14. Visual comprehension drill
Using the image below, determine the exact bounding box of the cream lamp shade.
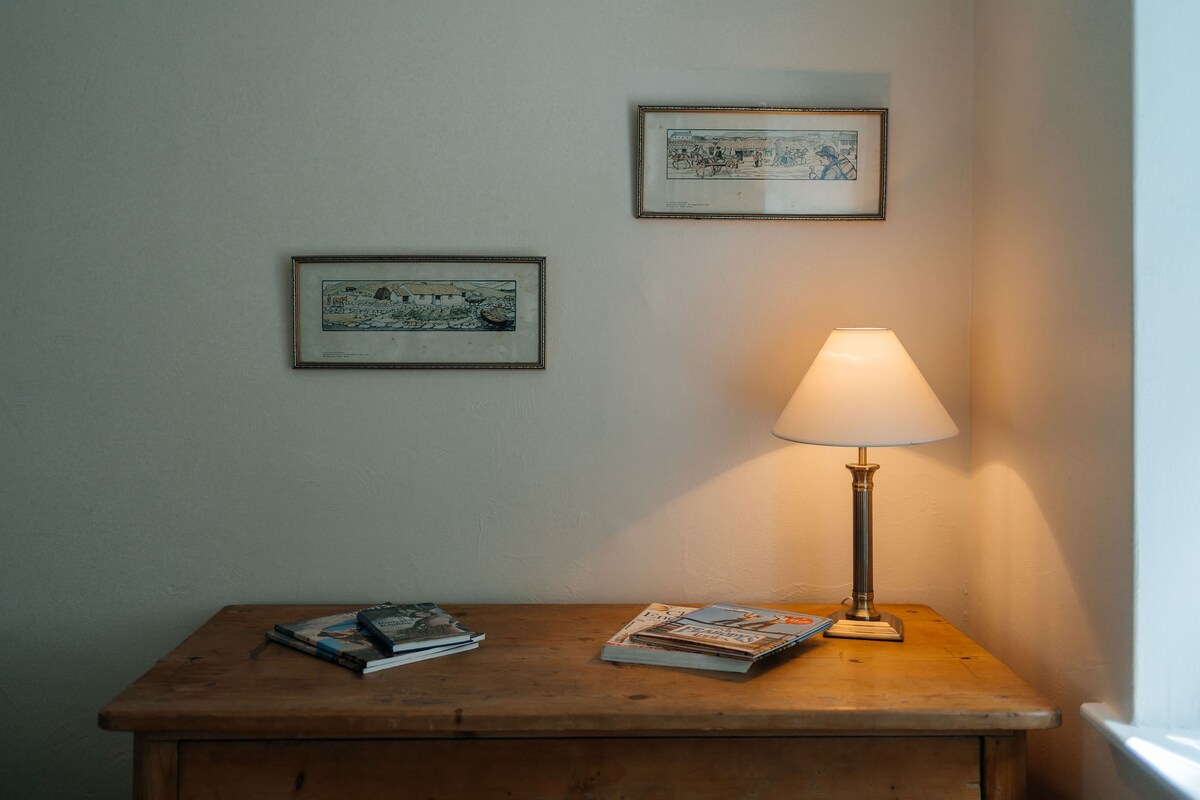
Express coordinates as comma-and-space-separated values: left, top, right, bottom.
772, 328, 958, 447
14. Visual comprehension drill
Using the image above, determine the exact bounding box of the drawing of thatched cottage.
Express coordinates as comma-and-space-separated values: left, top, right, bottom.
393, 283, 465, 306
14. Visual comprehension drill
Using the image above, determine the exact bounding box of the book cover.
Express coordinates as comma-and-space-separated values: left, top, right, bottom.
272, 609, 482, 673
631, 603, 832, 661
601, 603, 752, 673
356, 602, 478, 653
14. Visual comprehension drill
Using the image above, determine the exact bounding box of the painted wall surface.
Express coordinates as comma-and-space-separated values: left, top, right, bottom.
0, 2, 971, 796
970, 2, 1172, 798
1134, 0, 1200, 732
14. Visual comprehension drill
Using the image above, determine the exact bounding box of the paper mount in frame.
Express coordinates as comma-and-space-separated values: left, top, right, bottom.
292, 255, 545, 369
636, 106, 887, 221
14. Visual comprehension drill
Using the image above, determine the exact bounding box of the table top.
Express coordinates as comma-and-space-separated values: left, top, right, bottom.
98, 603, 1060, 739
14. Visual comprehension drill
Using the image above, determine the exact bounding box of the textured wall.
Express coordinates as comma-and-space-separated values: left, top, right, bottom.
0, 2, 971, 796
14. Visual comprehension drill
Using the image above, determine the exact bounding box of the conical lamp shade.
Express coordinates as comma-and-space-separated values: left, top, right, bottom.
772, 328, 958, 447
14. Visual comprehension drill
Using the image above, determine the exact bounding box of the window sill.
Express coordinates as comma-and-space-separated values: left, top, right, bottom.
1082, 702, 1200, 800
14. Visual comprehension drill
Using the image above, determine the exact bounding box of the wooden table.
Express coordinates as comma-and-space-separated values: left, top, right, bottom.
99, 604, 1059, 799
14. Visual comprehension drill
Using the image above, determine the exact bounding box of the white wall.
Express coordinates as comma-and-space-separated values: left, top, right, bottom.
0, 2, 972, 796
971, 2, 1173, 798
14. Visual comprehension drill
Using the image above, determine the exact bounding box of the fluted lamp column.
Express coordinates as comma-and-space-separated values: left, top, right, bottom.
772, 328, 958, 641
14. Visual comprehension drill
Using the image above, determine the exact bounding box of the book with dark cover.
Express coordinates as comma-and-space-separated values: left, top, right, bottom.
631, 603, 832, 661
600, 603, 752, 673
356, 602, 478, 653
271, 609, 481, 674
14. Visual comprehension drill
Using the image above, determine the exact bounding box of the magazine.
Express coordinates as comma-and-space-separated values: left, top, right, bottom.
630, 603, 832, 661
601, 603, 752, 673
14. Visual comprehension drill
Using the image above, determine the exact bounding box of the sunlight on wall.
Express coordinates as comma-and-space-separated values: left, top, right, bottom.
1134, 0, 1200, 732
1083, 702, 1200, 799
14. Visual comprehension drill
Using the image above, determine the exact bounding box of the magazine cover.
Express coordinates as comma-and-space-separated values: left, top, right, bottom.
274, 610, 401, 669
601, 603, 752, 673
604, 603, 695, 649
356, 602, 478, 653
631, 603, 832, 660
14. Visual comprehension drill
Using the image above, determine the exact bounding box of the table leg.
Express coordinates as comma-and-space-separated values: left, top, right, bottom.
983, 733, 1027, 800
133, 736, 178, 800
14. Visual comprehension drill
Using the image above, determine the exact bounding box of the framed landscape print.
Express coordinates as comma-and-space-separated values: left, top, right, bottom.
636, 106, 887, 220
292, 256, 545, 369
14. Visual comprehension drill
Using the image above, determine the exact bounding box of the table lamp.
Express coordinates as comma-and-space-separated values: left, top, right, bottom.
772, 328, 958, 641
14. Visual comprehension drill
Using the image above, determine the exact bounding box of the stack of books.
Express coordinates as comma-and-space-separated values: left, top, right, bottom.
601, 602, 832, 673
267, 602, 483, 675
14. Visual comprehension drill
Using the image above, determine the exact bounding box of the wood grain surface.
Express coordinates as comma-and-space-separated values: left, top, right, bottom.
99, 603, 1059, 738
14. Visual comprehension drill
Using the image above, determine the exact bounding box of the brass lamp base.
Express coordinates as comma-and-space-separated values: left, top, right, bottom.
824, 609, 904, 642
821, 448, 905, 642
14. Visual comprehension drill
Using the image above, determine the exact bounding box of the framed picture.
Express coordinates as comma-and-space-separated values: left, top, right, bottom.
292, 256, 545, 369
636, 106, 887, 220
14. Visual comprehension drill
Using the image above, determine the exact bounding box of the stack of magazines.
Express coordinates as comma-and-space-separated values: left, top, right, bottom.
267, 602, 483, 675
601, 602, 832, 673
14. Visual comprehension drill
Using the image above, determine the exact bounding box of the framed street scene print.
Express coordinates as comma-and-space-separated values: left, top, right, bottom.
292, 255, 545, 369
636, 106, 887, 220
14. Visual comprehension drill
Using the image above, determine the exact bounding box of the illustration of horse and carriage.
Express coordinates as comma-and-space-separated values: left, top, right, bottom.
668, 144, 814, 177
669, 148, 741, 178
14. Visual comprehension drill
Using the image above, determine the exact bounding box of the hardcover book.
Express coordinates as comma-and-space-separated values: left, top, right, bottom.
356, 602, 479, 653
631, 603, 832, 661
601, 603, 752, 673
271, 610, 481, 674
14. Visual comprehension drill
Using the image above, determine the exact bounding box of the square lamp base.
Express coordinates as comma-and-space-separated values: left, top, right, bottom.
823, 609, 904, 642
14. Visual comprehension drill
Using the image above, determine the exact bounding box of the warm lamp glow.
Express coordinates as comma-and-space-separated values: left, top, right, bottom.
773, 327, 958, 642
773, 328, 958, 447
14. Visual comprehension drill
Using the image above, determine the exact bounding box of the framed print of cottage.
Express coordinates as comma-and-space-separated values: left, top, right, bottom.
636, 106, 887, 220
292, 256, 545, 369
